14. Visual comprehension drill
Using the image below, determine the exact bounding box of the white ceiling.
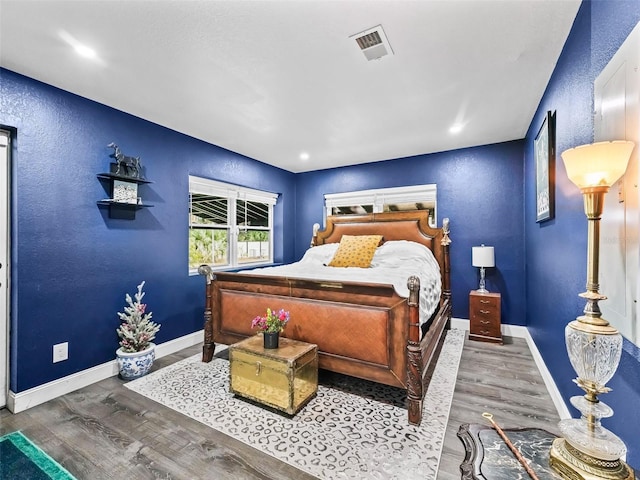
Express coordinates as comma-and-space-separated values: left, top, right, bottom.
0, 0, 581, 173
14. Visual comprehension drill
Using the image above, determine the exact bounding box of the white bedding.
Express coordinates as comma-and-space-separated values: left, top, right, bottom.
237, 240, 442, 327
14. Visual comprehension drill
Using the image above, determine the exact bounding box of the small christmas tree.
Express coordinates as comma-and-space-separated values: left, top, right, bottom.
116, 281, 161, 352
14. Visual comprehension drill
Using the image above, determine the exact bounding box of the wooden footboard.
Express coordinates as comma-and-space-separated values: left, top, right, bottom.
200, 270, 416, 388
199, 211, 452, 426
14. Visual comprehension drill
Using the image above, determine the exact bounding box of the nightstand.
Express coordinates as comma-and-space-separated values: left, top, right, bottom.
469, 290, 502, 344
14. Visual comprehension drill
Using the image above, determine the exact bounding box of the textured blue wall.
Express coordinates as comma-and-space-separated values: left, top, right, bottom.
1, 69, 296, 392
525, 0, 640, 468
3, 64, 527, 396
295, 141, 526, 325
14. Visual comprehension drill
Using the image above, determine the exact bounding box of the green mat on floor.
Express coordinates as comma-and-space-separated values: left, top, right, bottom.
0, 431, 76, 480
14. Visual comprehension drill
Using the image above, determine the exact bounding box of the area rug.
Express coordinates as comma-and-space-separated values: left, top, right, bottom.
0, 431, 76, 480
125, 328, 465, 479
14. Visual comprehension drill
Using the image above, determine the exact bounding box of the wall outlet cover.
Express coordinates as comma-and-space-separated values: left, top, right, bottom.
53, 342, 68, 363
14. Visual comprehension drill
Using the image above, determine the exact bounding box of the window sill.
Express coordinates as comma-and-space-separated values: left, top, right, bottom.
189, 262, 283, 276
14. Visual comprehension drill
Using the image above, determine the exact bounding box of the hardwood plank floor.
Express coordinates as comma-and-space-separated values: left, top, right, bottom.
1, 333, 561, 479
438, 335, 560, 480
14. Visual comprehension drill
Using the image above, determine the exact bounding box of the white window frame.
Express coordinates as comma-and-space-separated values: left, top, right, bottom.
189, 175, 278, 273
324, 184, 437, 227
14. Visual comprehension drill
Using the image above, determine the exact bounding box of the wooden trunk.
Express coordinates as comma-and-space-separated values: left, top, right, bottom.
229, 335, 318, 415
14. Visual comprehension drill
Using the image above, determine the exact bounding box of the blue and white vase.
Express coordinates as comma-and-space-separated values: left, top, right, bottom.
116, 343, 156, 380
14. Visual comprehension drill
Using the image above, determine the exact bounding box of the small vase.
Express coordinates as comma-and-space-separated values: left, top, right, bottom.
263, 332, 280, 349
116, 343, 156, 380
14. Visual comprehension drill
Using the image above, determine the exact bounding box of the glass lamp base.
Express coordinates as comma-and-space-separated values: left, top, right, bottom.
550, 437, 635, 480
558, 416, 627, 460
477, 266, 489, 293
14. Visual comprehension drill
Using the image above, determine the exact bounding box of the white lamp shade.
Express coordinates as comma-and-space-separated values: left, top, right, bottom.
472, 246, 495, 268
560, 140, 634, 188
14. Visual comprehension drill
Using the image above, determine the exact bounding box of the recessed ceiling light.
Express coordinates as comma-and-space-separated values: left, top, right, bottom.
299, 152, 310, 161
74, 44, 96, 59
59, 30, 98, 60
449, 123, 464, 134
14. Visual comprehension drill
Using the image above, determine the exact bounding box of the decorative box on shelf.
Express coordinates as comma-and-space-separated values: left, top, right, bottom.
96, 164, 153, 219
469, 290, 502, 344
229, 335, 318, 415
113, 180, 138, 204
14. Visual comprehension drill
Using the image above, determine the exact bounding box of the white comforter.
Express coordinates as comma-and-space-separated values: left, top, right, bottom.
237, 240, 442, 327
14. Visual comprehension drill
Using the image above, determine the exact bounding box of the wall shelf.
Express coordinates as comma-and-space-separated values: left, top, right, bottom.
97, 164, 153, 219
96, 200, 154, 208
96, 172, 152, 184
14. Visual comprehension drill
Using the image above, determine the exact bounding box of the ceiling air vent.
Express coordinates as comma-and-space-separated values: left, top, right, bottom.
351, 25, 394, 61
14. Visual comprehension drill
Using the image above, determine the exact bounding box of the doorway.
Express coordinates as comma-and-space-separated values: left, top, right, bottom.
0, 130, 9, 408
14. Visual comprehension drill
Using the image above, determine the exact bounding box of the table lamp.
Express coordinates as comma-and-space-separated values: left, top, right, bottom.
472, 245, 494, 293
550, 140, 635, 480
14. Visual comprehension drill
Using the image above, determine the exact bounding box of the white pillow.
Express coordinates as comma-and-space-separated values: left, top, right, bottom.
370, 240, 434, 268
299, 243, 340, 265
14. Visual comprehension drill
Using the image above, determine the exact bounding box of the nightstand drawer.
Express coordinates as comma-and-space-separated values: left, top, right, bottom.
470, 294, 500, 311
470, 315, 501, 338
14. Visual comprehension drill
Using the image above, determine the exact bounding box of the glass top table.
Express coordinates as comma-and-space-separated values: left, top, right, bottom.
457, 424, 638, 480
458, 423, 562, 480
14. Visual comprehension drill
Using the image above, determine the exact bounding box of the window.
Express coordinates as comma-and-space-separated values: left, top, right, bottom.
324, 184, 437, 227
189, 176, 278, 272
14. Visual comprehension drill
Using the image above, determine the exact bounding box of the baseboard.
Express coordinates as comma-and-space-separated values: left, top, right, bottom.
6, 330, 204, 414
450, 317, 469, 332
9, 322, 570, 422
450, 318, 570, 420
451, 318, 526, 339
519, 328, 571, 420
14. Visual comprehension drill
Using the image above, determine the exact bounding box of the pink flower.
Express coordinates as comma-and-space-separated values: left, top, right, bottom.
251, 315, 270, 331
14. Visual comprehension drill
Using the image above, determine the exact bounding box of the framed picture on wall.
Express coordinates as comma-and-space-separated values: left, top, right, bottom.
535, 110, 555, 222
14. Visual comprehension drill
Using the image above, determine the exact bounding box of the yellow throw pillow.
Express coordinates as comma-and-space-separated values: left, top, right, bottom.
327, 235, 383, 268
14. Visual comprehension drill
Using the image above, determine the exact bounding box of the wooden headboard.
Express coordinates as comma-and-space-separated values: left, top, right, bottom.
312, 211, 451, 291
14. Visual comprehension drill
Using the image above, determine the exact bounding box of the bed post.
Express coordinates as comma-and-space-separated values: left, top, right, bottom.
310, 222, 320, 247
406, 275, 423, 425
198, 265, 216, 362
441, 218, 452, 327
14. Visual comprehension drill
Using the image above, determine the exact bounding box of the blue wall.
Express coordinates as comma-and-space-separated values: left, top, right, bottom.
525, 0, 640, 468
2, 64, 528, 392
295, 141, 526, 324
0, 69, 297, 392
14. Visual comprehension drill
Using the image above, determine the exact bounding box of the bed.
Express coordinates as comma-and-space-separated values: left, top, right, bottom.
198, 210, 452, 425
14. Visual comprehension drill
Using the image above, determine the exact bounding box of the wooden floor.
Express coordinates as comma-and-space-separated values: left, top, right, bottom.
0, 333, 561, 479
438, 335, 560, 480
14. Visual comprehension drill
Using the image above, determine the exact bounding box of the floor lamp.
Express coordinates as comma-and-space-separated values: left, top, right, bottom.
550, 140, 636, 480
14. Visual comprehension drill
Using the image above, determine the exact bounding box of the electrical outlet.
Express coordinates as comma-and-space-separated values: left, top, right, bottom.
53, 342, 68, 363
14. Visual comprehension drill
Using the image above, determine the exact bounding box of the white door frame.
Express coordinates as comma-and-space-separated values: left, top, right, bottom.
0, 130, 10, 408
595, 22, 640, 347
